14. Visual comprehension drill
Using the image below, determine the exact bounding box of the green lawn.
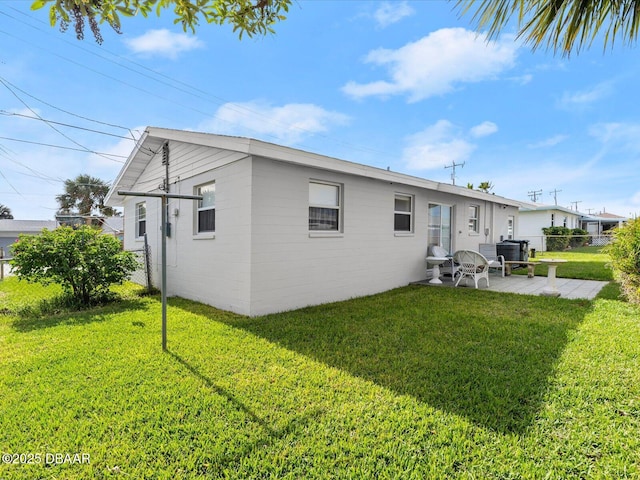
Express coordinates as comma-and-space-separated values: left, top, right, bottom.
1, 268, 639, 478
514, 246, 613, 281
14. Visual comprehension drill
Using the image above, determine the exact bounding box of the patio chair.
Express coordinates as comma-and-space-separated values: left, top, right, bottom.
428, 245, 459, 278
452, 250, 490, 289
478, 243, 505, 277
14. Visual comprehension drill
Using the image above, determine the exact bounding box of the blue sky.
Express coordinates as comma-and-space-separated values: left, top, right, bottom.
1, 0, 639, 220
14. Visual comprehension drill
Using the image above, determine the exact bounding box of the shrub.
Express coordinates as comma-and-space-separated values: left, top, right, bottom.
10, 226, 138, 306
570, 228, 589, 248
542, 226, 571, 251
604, 218, 640, 304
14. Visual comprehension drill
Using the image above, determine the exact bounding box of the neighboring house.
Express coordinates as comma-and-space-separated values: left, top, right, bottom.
518, 204, 583, 252
105, 127, 521, 316
0, 219, 58, 257
99, 216, 124, 241
580, 211, 627, 236
0, 219, 58, 253
519, 204, 628, 251
55, 214, 124, 238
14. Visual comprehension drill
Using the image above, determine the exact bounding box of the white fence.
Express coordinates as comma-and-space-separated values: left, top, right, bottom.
525, 234, 612, 253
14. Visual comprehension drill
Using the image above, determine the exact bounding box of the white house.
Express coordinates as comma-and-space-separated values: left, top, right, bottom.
105, 127, 522, 316
580, 211, 627, 236
0, 219, 58, 252
518, 204, 583, 252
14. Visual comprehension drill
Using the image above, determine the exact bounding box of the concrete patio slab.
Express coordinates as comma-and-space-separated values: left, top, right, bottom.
414, 274, 608, 300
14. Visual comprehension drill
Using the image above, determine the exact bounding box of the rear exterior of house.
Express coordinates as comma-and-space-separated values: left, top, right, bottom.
106, 128, 521, 316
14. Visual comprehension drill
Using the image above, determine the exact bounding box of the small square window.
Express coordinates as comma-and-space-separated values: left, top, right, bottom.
309, 181, 341, 231
394, 194, 413, 232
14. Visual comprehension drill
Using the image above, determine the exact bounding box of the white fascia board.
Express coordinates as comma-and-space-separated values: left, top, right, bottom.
105, 129, 151, 207
108, 127, 523, 209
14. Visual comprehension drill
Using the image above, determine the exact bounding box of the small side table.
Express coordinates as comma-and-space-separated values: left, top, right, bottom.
539, 259, 567, 297
425, 256, 448, 284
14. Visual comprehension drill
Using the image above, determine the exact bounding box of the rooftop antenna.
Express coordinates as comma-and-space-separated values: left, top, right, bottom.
549, 189, 562, 205
528, 189, 543, 202
444, 161, 465, 185
570, 200, 582, 211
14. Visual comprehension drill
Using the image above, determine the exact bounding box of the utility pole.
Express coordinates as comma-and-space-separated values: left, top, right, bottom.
528, 189, 543, 202
570, 200, 582, 211
444, 161, 465, 185
549, 189, 562, 205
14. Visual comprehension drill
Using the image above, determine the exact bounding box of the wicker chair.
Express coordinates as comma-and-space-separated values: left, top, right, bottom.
452, 250, 490, 289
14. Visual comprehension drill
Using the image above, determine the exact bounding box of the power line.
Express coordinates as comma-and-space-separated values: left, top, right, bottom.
0, 110, 137, 141
0, 136, 127, 160
0, 7, 405, 162
0, 77, 128, 162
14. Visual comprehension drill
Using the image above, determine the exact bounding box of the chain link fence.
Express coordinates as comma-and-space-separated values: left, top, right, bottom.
526, 234, 613, 252
127, 234, 153, 292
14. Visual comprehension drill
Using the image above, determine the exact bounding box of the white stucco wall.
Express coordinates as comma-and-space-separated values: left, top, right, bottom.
121, 139, 520, 316
246, 158, 518, 315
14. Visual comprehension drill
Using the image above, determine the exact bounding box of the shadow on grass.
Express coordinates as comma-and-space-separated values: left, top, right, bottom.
176, 286, 592, 434
10, 297, 149, 332
167, 350, 318, 472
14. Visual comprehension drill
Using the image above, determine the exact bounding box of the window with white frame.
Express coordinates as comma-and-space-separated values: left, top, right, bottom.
468, 205, 480, 234
196, 182, 215, 233
563, 216, 568, 227
551, 213, 555, 227
394, 194, 413, 232
135, 202, 146, 238
309, 181, 341, 231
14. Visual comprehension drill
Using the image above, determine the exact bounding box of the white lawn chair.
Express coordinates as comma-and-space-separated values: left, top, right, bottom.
452, 250, 490, 289
479, 243, 505, 277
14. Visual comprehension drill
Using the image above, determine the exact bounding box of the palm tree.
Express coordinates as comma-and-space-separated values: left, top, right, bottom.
56, 174, 117, 218
478, 181, 494, 194
0, 204, 13, 219
456, 0, 640, 56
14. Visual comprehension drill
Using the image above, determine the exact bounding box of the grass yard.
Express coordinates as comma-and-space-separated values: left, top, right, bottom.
1, 268, 639, 478
514, 246, 613, 281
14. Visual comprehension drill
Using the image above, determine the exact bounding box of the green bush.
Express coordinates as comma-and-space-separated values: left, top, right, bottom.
604, 218, 640, 304
542, 226, 571, 251
10, 226, 138, 306
570, 228, 589, 248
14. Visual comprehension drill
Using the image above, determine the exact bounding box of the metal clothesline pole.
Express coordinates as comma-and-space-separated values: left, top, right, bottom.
118, 190, 202, 351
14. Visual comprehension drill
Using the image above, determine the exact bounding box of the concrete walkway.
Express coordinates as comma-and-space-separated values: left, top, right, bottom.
414, 274, 608, 300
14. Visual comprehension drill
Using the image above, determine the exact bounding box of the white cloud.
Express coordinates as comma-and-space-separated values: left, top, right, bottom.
559, 82, 612, 108
198, 101, 350, 144
508, 73, 533, 85
589, 122, 640, 152
470, 121, 498, 138
124, 29, 204, 59
373, 1, 415, 28
403, 120, 476, 170
342, 28, 518, 102
527, 134, 569, 148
